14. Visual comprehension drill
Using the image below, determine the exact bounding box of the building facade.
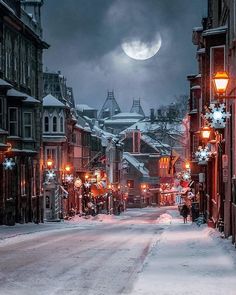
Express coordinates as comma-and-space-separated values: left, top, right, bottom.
189, 0, 236, 244
0, 0, 48, 225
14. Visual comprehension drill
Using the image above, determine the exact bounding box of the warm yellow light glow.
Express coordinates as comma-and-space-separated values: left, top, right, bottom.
200, 126, 211, 140
85, 174, 89, 179
65, 164, 71, 172
47, 159, 53, 168
213, 71, 229, 95
185, 162, 190, 169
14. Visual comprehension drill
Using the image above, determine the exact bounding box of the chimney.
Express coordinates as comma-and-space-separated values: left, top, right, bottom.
150, 108, 155, 123
21, 0, 43, 27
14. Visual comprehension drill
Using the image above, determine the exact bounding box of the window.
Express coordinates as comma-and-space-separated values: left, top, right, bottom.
8, 107, 18, 136
44, 116, 49, 132
45, 147, 57, 169
46, 196, 50, 209
133, 131, 140, 153
53, 116, 57, 132
60, 116, 64, 132
210, 46, 225, 100
23, 112, 32, 138
127, 179, 134, 188
20, 164, 26, 195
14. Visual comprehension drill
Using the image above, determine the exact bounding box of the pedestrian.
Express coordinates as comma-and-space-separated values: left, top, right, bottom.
181, 203, 190, 223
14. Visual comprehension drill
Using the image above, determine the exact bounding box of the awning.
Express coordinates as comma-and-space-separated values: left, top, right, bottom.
0, 78, 12, 88
7, 89, 27, 99
23, 94, 40, 104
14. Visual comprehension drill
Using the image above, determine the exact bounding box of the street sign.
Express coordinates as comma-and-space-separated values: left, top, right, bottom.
223, 168, 228, 183
222, 154, 228, 168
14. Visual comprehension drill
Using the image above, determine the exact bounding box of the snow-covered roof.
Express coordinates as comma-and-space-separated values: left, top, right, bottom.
192, 26, 203, 32
112, 112, 143, 119
0, 78, 12, 88
43, 94, 66, 107
76, 104, 96, 111
197, 48, 205, 54
195, 74, 202, 78
23, 94, 40, 104
7, 89, 27, 99
202, 25, 227, 37
141, 134, 171, 155
191, 85, 201, 90
104, 118, 141, 124
123, 152, 149, 177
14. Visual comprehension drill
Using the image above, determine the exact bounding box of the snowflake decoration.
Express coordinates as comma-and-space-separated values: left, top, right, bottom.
84, 181, 91, 188
204, 103, 231, 129
195, 146, 212, 162
3, 158, 15, 170
65, 174, 73, 183
182, 171, 191, 181
46, 170, 56, 180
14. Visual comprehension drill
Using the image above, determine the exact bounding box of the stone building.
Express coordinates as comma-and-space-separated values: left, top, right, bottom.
0, 0, 48, 225
188, 0, 236, 244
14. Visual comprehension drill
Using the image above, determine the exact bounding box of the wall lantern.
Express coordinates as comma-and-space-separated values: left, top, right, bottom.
65, 164, 71, 173
185, 161, 190, 170
200, 126, 212, 140
213, 71, 229, 96
47, 159, 53, 169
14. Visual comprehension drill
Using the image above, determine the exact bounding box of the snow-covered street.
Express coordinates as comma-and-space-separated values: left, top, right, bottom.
0, 207, 236, 295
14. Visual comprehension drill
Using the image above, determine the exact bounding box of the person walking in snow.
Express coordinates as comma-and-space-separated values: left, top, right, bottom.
181, 203, 190, 223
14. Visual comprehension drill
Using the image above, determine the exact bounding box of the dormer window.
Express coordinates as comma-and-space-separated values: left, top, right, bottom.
53, 116, 57, 132
44, 116, 49, 132
60, 116, 64, 132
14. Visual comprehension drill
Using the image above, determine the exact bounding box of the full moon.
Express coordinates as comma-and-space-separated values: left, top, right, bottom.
121, 34, 162, 60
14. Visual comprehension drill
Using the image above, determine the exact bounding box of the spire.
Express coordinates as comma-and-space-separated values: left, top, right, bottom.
98, 90, 121, 119
130, 99, 145, 117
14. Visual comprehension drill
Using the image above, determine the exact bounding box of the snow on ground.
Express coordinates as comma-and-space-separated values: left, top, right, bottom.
130, 210, 236, 295
1, 207, 236, 295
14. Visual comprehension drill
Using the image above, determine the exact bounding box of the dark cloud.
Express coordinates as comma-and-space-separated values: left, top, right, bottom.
42, 0, 207, 113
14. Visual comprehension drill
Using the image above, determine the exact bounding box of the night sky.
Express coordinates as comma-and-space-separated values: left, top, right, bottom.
42, 0, 207, 114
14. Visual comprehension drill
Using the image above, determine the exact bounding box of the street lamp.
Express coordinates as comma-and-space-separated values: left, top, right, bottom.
185, 161, 190, 170
200, 126, 212, 141
213, 71, 236, 99
213, 71, 229, 96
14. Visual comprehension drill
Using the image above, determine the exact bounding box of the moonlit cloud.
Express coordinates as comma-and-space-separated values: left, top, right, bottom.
42, 0, 207, 114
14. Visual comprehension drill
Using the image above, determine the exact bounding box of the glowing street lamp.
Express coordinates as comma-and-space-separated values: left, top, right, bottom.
47, 159, 53, 169
185, 161, 190, 170
213, 71, 229, 96
200, 126, 212, 141
65, 164, 71, 173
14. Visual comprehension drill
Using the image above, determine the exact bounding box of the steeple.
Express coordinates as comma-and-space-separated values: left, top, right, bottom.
98, 90, 121, 119
130, 99, 145, 117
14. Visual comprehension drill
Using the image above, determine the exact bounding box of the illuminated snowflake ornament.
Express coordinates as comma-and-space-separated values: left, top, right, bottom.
65, 174, 73, 183
195, 146, 212, 162
84, 181, 91, 188
3, 158, 15, 170
182, 171, 191, 181
46, 170, 56, 180
204, 103, 231, 129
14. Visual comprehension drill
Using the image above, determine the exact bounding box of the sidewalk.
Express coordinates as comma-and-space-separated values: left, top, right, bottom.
130, 211, 236, 295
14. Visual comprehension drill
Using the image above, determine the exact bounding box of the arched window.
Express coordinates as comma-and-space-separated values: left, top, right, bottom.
60, 116, 64, 132
53, 116, 57, 132
44, 116, 49, 132
46, 196, 50, 209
